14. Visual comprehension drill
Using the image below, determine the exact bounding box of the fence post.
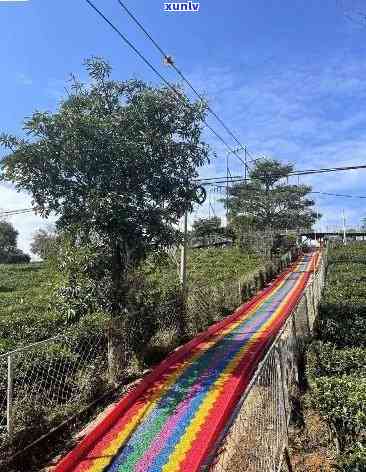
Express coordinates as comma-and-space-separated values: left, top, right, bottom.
7, 353, 14, 437
180, 210, 188, 299
276, 344, 293, 472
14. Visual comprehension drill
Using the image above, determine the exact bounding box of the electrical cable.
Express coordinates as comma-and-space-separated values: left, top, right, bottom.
116, 0, 250, 171
84, 0, 247, 167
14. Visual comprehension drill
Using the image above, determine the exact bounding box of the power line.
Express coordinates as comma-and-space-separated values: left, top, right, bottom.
2, 189, 366, 219
84, 0, 247, 169
3, 165, 366, 215
311, 191, 366, 199
196, 163, 366, 184
116, 0, 250, 171
0, 209, 34, 217
290, 164, 366, 176
202, 184, 366, 200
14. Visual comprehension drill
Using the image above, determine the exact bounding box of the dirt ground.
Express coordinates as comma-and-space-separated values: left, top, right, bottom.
288, 406, 336, 472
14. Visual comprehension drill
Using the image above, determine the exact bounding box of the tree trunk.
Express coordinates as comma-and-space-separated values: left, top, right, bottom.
107, 239, 129, 386
107, 316, 127, 386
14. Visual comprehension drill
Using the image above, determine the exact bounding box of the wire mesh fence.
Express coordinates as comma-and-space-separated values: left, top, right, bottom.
0, 329, 108, 444
204, 252, 326, 472
0, 250, 325, 467
186, 280, 242, 336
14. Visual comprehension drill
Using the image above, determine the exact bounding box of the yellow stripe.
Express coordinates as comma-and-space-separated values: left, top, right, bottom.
163, 255, 312, 471
84, 258, 304, 471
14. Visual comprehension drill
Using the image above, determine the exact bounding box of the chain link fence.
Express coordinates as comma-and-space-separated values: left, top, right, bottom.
204, 252, 326, 472
0, 329, 108, 451
0, 249, 322, 467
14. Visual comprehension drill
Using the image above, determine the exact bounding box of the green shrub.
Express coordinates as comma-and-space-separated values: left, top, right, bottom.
310, 375, 366, 446
336, 444, 366, 471
315, 299, 366, 348
307, 342, 366, 379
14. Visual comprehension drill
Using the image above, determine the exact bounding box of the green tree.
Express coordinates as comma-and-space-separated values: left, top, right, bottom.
226, 158, 318, 232
0, 219, 17, 252
0, 58, 209, 379
30, 227, 57, 260
191, 216, 222, 238
0, 219, 30, 263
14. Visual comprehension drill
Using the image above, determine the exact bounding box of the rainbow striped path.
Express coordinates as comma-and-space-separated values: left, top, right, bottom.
55, 253, 317, 472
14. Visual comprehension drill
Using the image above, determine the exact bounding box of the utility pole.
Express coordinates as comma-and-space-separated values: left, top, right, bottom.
180, 210, 188, 296
226, 151, 229, 227
244, 146, 247, 182
342, 209, 347, 245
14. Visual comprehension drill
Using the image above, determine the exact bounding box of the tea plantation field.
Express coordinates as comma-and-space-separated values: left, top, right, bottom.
0, 248, 265, 355
0, 263, 64, 354
307, 242, 366, 470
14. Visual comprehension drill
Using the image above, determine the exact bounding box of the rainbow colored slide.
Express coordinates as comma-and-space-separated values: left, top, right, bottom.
55, 253, 317, 472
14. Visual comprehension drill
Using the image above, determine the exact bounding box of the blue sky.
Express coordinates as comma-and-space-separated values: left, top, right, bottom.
1, 0, 366, 254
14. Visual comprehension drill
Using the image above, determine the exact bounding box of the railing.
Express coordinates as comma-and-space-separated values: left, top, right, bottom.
204, 252, 326, 471
0, 329, 107, 440
0, 249, 314, 465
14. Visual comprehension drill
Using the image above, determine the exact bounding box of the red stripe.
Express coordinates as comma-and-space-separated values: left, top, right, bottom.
186, 258, 313, 471
54, 258, 299, 472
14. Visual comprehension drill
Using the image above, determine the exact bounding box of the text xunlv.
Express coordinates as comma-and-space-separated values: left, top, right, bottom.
164, 2, 200, 12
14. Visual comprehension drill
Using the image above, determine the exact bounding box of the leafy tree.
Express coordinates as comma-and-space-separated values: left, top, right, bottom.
30, 227, 57, 260
0, 219, 17, 252
191, 216, 222, 238
0, 219, 30, 264
0, 57, 209, 377
0, 58, 209, 307
226, 158, 318, 232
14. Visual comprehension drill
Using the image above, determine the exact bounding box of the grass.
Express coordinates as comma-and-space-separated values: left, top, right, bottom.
306, 242, 366, 468
0, 262, 64, 353
144, 246, 263, 291
0, 247, 264, 354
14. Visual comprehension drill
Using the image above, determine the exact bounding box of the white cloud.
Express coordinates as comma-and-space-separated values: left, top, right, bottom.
187, 51, 366, 228
0, 184, 55, 258
3, 49, 366, 248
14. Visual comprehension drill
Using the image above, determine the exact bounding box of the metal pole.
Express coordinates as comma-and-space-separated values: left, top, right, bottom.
226, 152, 229, 227
7, 353, 14, 437
244, 146, 247, 182
342, 209, 347, 245
180, 210, 188, 296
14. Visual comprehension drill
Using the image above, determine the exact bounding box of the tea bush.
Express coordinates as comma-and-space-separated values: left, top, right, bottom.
310, 375, 366, 446
307, 242, 366, 467
336, 444, 366, 471
307, 342, 366, 379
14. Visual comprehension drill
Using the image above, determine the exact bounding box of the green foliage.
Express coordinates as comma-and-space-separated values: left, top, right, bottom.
1, 57, 210, 318
188, 246, 262, 286
226, 158, 318, 232
30, 227, 57, 260
336, 444, 366, 471
191, 216, 222, 238
271, 233, 297, 256
308, 242, 366, 466
0, 220, 30, 264
316, 247, 366, 348
310, 375, 366, 446
315, 303, 366, 348
307, 342, 366, 379
0, 219, 17, 251
0, 263, 63, 353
